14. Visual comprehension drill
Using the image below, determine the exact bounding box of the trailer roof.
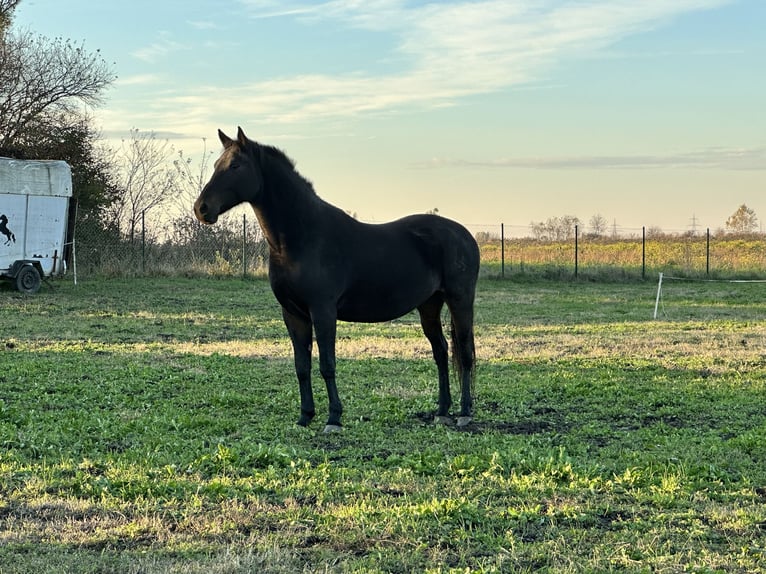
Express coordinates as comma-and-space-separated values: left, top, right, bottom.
0, 157, 73, 198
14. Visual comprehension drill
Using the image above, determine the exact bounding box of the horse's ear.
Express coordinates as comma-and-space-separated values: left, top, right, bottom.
237, 126, 248, 147
218, 129, 235, 148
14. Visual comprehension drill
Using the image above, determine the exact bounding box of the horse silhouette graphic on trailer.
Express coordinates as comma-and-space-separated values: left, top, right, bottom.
0, 214, 16, 245
0, 158, 72, 294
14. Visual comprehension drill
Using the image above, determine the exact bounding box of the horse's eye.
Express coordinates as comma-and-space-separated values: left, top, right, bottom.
231, 162, 240, 170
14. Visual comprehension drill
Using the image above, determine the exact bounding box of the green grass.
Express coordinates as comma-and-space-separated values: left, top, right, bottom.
1, 276, 766, 572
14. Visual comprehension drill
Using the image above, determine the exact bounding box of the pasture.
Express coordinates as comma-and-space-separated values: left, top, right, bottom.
1, 276, 765, 573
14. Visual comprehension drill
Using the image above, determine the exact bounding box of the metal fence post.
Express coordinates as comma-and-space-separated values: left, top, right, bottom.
141, 209, 146, 273
242, 213, 247, 278
642, 226, 646, 279
706, 228, 710, 276
574, 224, 579, 278
501, 223, 505, 278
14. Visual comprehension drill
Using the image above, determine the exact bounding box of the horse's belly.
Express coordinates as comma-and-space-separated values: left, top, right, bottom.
336, 304, 410, 323
336, 282, 435, 323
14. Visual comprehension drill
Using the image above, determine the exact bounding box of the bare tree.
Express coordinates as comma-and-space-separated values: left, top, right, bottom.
725, 204, 758, 234
0, 27, 115, 147
588, 214, 608, 237
529, 215, 580, 241
0, 1, 21, 34
171, 141, 215, 220
110, 129, 178, 242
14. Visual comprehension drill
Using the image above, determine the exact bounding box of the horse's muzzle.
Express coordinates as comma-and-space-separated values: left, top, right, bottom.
193, 199, 217, 224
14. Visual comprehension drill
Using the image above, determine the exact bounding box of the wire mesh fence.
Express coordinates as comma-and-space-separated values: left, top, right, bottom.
71, 212, 269, 279
69, 215, 766, 281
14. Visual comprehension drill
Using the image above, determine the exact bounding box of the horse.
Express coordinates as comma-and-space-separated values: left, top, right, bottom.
194, 127, 480, 432
0, 215, 15, 245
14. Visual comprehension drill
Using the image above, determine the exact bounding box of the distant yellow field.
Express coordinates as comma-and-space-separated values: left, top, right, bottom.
478, 234, 766, 276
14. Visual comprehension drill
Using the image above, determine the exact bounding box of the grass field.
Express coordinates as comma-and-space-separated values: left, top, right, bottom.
1, 276, 765, 573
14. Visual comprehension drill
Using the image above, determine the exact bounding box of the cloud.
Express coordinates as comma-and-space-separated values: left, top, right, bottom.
237, 0, 406, 24
415, 147, 766, 171
187, 20, 219, 30
131, 32, 189, 63
115, 74, 162, 87
100, 129, 188, 141
106, 0, 734, 139
224, 0, 733, 122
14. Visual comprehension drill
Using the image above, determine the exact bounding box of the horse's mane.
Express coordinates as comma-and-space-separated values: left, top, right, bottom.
260, 144, 318, 198
261, 144, 296, 169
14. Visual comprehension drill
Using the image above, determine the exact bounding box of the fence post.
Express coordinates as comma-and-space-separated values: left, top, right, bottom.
574, 224, 579, 278
242, 213, 247, 278
141, 209, 146, 273
706, 227, 710, 276
501, 223, 505, 278
642, 226, 646, 280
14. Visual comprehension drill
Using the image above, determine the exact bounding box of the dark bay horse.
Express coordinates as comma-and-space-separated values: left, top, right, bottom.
194, 127, 480, 432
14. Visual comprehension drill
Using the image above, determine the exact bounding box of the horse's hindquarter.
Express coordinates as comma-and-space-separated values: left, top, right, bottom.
335, 215, 478, 322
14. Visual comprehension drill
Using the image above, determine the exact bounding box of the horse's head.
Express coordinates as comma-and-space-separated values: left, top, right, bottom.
194, 127, 263, 224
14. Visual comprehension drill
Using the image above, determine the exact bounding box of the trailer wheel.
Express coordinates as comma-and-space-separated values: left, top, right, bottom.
15, 265, 42, 294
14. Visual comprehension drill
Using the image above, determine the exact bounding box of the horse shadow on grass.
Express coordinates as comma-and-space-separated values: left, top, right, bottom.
412, 401, 565, 436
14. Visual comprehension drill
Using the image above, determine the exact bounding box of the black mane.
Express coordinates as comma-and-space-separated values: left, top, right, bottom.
261, 144, 296, 168
260, 144, 317, 197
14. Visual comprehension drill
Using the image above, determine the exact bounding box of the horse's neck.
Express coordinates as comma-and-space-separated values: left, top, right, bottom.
251, 208, 280, 253
254, 164, 318, 255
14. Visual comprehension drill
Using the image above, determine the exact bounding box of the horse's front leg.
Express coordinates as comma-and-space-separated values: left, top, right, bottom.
311, 308, 343, 432
282, 308, 315, 427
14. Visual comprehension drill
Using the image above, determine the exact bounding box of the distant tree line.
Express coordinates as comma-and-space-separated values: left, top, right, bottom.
523, 204, 760, 242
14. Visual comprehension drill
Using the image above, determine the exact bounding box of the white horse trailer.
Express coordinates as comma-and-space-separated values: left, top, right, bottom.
0, 157, 73, 294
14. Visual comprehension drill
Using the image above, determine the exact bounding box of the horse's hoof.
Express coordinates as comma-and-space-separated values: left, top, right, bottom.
434, 415, 454, 426
456, 416, 473, 427
323, 424, 343, 433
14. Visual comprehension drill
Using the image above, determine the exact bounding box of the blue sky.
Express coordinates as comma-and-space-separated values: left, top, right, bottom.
14, 0, 766, 234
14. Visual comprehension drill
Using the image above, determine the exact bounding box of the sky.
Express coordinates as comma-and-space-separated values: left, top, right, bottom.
13, 0, 766, 235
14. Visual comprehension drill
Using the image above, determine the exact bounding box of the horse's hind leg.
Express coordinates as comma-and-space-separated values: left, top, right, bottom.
311, 308, 343, 432
418, 294, 451, 422
447, 298, 476, 427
